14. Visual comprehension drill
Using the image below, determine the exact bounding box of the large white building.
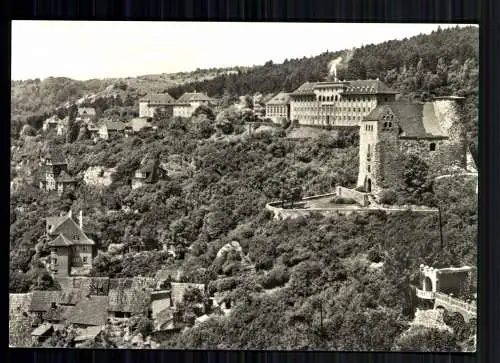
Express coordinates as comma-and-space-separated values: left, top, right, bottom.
289, 78, 399, 126
139, 93, 176, 118
173, 92, 216, 118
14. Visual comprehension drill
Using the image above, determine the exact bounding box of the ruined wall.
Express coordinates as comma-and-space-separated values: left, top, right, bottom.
399, 138, 466, 175
336, 186, 369, 206
373, 120, 404, 195
437, 271, 471, 295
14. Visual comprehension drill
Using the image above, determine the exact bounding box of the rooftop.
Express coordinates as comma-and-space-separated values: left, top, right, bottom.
108, 288, 152, 313
176, 92, 214, 104
66, 295, 109, 326
266, 92, 291, 105
364, 102, 448, 139
31, 323, 54, 337
140, 93, 176, 104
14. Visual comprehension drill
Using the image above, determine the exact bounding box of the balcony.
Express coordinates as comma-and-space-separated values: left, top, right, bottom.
416, 288, 435, 300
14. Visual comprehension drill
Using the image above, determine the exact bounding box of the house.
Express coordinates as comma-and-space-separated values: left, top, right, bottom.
357, 96, 467, 196
38, 149, 77, 195
42, 116, 69, 135
46, 210, 95, 277
107, 288, 152, 318
98, 119, 127, 140
139, 93, 176, 118
65, 295, 109, 327
76, 107, 97, 122
289, 78, 398, 126
173, 92, 216, 118
265, 92, 290, 123
131, 153, 167, 190
125, 117, 155, 135
87, 124, 100, 140
28, 291, 61, 323
31, 323, 54, 345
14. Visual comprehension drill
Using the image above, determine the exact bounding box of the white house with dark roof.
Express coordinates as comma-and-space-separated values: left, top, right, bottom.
76, 107, 97, 123
265, 92, 290, 123
289, 78, 399, 126
46, 210, 95, 277
173, 92, 215, 118
98, 119, 127, 140
139, 93, 176, 118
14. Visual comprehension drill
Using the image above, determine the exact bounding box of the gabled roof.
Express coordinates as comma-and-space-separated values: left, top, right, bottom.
31, 323, 54, 336
47, 234, 73, 247
46, 216, 68, 234
290, 82, 318, 96
78, 107, 96, 116
108, 288, 152, 313
58, 288, 86, 305
29, 291, 60, 312
46, 215, 94, 246
100, 119, 127, 131
266, 92, 290, 105
363, 102, 448, 139
74, 325, 103, 342
176, 92, 214, 103
66, 295, 109, 326
343, 79, 398, 95
140, 93, 176, 104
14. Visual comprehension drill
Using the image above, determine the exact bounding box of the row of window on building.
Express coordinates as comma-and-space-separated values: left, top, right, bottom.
52, 256, 89, 265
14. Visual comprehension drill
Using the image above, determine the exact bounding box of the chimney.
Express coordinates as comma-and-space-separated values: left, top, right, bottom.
79, 210, 83, 229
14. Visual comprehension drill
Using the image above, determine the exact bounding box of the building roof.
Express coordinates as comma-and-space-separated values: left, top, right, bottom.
43, 148, 67, 165
66, 295, 109, 326
170, 283, 205, 306
176, 92, 214, 104
140, 93, 176, 104
290, 82, 318, 96
154, 308, 174, 331
343, 79, 398, 95
126, 117, 153, 132
46, 215, 95, 246
58, 288, 86, 305
108, 288, 152, 313
29, 291, 60, 312
43, 305, 67, 322
266, 92, 290, 105
78, 107, 96, 116
363, 102, 448, 139
74, 325, 104, 342
31, 323, 54, 337
100, 119, 127, 131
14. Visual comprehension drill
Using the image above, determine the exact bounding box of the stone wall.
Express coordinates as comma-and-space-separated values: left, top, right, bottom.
335, 186, 369, 206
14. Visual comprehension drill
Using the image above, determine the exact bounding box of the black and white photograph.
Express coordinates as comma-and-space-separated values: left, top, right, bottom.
9, 21, 478, 351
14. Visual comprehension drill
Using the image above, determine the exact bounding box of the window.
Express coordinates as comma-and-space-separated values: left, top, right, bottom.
367, 165, 371, 172
73, 235, 79, 240
83, 257, 88, 264
429, 143, 436, 151
52, 258, 57, 265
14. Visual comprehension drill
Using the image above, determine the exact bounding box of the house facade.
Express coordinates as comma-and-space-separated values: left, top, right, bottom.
76, 107, 97, 123
38, 150, 77, 195
131, 153, 167, 190
265, 92, 290, 123
173, 92, 215, 118
47, 210, 95, 277
98, 120, 126, 140
357, 96, 467, 196
289, 79, 398, 126
139, 93, 176, 118
42, 116, 69, 136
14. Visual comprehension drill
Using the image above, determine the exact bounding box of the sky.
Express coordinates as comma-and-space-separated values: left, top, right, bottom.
11, 21, 475, 81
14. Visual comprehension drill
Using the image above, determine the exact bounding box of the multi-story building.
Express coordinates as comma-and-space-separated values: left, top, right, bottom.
139, 93, 176, 119
289, 79, 399, 126
173, 92, 216, 118
47, 210, 95, 277
76, 107, 97, 123
265, 92, 290, 123
38, 150, 77, 195
357, 96, 467, 195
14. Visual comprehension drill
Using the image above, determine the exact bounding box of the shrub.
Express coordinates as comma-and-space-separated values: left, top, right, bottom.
258, 264, 290, 289
379, 190, 397, 205
135, 317, 154, 337
330, 196, 356, 205
367, 248, 383, 263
